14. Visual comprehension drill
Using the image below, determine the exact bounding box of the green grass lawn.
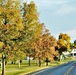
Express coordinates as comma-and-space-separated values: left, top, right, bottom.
0, 60, 51, 75
0, 58, 74, 75
0, 60, 49, 75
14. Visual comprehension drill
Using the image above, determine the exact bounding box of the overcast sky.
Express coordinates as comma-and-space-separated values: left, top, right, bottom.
23, 0, 76, 43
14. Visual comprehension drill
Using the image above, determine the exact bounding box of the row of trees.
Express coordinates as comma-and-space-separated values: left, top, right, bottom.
0, 0, 45, 65
0, 0, 72, 75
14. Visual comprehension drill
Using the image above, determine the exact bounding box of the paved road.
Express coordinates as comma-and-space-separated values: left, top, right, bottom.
26, 61, 76, 75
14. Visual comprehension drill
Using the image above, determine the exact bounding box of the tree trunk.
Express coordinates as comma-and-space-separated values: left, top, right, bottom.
60, 54, 62, 61
14, 60, 16, 65
18, 60, 20, 68
39, 57, 41, 67
11, 61, 13, 64
2, 54, 5, 75
46, 62, 48, 66
28, 56, 30, 66
45, 58, 49, 66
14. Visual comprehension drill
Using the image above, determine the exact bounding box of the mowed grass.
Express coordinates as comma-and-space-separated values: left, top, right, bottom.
0, 60, 51, 75
0, 57, 73, 75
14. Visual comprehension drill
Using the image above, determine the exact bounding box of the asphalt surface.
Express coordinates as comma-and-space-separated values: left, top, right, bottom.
26, 61, 76, 75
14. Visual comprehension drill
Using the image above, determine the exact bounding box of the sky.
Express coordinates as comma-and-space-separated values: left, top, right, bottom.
22, 0, 76, 43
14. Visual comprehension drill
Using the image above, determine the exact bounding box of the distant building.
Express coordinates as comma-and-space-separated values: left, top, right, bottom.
63, 47, 76, 57
71, 47, 76, 57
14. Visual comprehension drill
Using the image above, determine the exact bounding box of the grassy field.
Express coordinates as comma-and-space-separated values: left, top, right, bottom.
0, 57, 74, 75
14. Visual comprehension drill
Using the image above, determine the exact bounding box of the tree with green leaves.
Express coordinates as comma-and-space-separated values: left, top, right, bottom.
74, 40, 76, 45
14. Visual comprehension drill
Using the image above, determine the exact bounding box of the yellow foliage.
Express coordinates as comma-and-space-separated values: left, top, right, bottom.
0, 42, 4, 48
0, 53, 2, 57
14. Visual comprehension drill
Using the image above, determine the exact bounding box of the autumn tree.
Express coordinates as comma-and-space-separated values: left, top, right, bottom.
0, 0, 25, 74
0, 0, 59, 71
32, 28, 58, 66
40, 29, 58, 66
70, 40, 76, 52
70, 43, 75, 50
56, 33, 71, 60
22, 1, 43, 66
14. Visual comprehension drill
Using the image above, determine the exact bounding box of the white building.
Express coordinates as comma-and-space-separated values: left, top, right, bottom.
71, 47, 76, 57
63, 47, 76, 57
